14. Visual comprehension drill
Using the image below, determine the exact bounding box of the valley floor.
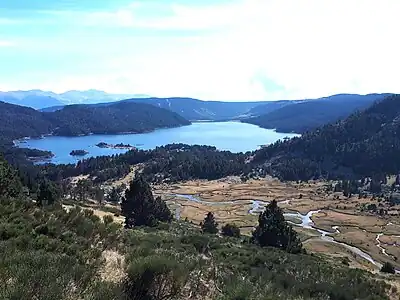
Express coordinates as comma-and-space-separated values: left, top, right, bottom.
100, 175, 400, 274
158, 177, 400, 273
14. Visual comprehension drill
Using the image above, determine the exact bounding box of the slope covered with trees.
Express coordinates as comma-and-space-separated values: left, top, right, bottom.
253, 94, 400, 180
0, 101, 190, 152
243, 94, 388, 133
0, 158, 393, 299
46, 102, 190, 136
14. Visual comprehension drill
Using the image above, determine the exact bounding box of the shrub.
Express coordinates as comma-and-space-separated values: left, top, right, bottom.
123, 255, 189, 300
381, 262, 395, 274
221, 223, 241, 238
103, 215, 114, 225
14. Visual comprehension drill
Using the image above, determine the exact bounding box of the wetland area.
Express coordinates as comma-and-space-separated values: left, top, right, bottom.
149, 176, 400, 273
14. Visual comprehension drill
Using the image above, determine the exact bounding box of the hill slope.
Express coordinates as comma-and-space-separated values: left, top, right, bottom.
253, 94, 400, 180
0, 102, 53, 141
46, 102, 190, 136
0, 157, 392, 300
243, 94, 389, 133
106, 97, 267, 121
0, 101, 190, 143
42, 97, 287, 121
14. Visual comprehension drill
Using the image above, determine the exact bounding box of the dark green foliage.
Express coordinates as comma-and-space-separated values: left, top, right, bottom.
221, 223, 241, 238
0, 101, 189, 171
334, 180, 360, 196
243, 94, 386, 133
0, 195, 391, 300
201, 212, 218, 234
0, 155, 22, 198
252, 200, 303, 254
380, 262, 395, 274
0, 157, 390, 299
122, 227, 389, 300
69, 149, 88, 156
36, 180, 59, 206
121, 177, 172, 227
140, 144, 250, 183
106, 187, 122, 203
253, 94, 400, 181
0, 198, 121, 300
10, 144, 249, 194
47, 102, 190, 136
0, 101, 53, 141
123, 255, 189, 300
0, 101, 189, 141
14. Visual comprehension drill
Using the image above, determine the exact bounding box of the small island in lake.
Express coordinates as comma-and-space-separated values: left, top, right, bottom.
69, 149, 89, 156
95, 142, 136, 150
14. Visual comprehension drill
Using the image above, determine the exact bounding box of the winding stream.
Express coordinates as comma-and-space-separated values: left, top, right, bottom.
171, 193, 400, 272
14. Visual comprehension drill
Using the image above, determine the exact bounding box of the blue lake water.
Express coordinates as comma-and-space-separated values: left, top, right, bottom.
16, 122, 299, 165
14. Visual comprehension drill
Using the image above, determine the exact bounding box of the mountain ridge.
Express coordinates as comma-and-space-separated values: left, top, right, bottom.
0, 89, 151, 109
252, 94, 400, 180
40, 93, 386, 125
243, 93, 390, 133
0, 101, 190, 145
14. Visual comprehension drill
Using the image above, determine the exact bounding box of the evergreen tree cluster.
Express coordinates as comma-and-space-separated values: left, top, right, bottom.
121, 177, 172, 227
252, 200, 303, 254
0, 154, 23, 198
253, 95, 400, 181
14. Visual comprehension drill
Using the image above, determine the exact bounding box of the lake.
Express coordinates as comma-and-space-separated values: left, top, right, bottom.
16, 121, 299, 164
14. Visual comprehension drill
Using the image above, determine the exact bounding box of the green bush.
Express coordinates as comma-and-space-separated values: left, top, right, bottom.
123, 255, 189, 300
221, 223, 241, 238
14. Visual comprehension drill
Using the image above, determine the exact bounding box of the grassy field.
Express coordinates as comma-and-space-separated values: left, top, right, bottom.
148, 177, 400, 274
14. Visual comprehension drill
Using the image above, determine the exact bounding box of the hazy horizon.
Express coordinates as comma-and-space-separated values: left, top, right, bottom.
1, 0, 399, 101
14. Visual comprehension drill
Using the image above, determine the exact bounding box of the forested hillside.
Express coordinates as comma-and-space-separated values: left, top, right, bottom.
253, 94, 400, 180
0, 102, 53, 141
243, 94, 388, 133
103, 97, 264, 121
0, 156, 393, 299
0, 101, 190, 143
47, 102, 190, 136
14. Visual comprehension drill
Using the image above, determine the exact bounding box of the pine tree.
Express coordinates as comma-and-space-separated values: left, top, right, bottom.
201, 212, 218, 234
0, 155, 22, 198
37, 180, 58, 206
121, 177, 172, 228
94, 187, 104, 204
252, 200, 303, 254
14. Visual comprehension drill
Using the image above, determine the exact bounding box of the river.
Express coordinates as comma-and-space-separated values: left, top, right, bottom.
15, 121, 299, 164
172, 194, 399, 272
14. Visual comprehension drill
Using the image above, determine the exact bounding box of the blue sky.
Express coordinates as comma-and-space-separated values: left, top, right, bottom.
0, 0, 399, 100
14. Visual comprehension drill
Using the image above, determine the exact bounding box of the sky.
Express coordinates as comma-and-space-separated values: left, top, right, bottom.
0, 0, 399, 101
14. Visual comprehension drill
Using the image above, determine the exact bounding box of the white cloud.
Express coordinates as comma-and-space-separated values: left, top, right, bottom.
0, 40, 14, 47
3, 0, 400, 100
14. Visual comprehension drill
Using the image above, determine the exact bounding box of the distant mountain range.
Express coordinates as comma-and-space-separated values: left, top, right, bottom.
0, 89, 151, 109
41, 93, 390, 130
242, 94, 390, 133
0, 89, 391, 134
40, 97, 281, 120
